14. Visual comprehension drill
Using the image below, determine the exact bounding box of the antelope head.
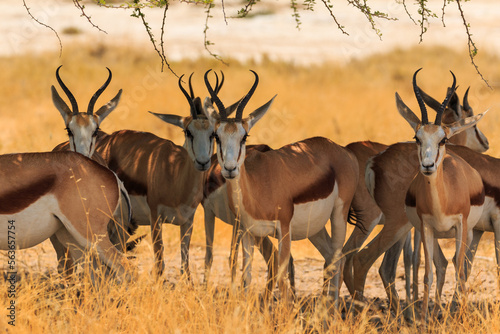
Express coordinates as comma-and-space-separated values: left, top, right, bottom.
52, 66, 122, 157
203, 69, 276, 179
149, 72, 226, 171
396, 69, 486, 176
419, 86, 489, 153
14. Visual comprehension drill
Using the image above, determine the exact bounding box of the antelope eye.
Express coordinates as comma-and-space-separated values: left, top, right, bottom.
414, 136, 420, 145
212, 133, 220, 143
184, 129, 193, 139
439, 137, 448, 146
65, 127, 73, 137
241, 133, 249, 144
93, 127, 100, 137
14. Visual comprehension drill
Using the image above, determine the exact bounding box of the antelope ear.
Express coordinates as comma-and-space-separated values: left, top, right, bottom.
246, 95, 276, 130
148, 111, 185, 129
395, 92, 421, 132
202, 97, 220, 126
51, 85, 72, 122
95, 89, 122, 122
445, 111, 487, 138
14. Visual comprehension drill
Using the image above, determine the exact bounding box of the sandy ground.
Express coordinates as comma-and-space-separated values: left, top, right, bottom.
2, 0, 499, 65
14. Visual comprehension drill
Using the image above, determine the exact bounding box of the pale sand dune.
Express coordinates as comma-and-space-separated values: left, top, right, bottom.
2, 1, 499, 64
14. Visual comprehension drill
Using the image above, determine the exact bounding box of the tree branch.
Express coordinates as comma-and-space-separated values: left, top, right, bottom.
455, 0, 490, 88
22, 0, 62, 57
73, 0, 107, 34
203, 1, 228, 64
320, 0, 348, 35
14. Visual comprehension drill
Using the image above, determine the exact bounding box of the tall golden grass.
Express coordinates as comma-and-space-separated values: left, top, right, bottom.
1, 44, 500, 333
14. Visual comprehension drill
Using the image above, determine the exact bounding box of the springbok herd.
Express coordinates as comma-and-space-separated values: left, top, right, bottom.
1, 66, 497, 321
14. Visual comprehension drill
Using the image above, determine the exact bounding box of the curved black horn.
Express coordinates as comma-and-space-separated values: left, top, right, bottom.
179, 74, 197, 119
435, 71, 457, 125
204, 69, 227, 120
214, 71, 225, 95
412, 68, 428, 125
87, 67, 112, 115
235, 70, 259, 121
188, 72, 195, 99
463, 86, 471, 111
55, 65, 79, 115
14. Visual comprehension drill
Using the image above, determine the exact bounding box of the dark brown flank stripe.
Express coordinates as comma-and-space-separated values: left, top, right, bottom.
0, 175, 57, 214
483, 181, 500, 206
293, 166, 335, 204
470, 188, 485, 206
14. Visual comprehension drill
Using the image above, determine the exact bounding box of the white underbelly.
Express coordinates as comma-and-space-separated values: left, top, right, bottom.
474, 197, 497, 232
406, 204, 484, 237
0, 194, 63, 249
240, 191, 335, 241
290, 192, 335, 240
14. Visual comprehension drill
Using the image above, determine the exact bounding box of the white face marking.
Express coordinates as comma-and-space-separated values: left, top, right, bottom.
215, 122, 248, 179
184, 118, 214, 171
67, 115, 99, 158
415, 125, 447, 176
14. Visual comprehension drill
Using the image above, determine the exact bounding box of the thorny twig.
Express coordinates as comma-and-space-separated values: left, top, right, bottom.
132, 1, 177, 75
203, 1, 228, 64
22, 0, 62, 57
320, 0, 348, 35
455, 0, 490, 88
73, 0, 107, 34
401, 0, 416, 25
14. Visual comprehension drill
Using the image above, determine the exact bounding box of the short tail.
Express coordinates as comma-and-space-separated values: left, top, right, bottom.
347, 207, 368, 235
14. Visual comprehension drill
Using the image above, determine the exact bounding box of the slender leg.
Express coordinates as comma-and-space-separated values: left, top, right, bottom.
402, 231, 412, 306
203, 208, 216, 285
50, 235, 75, 277
229, 214, 242, 285
309, 227, 334, 295
352, 213, 413, 301
421, 220, 434, 323
151, 215, 165, 278
241, 229, 254, 293
257, 236, 280, 297
433, 240, 448, 305
343, 213, 383, 295
180, 215, 194, 281
412, 229, 421, 302
379, 236, 405, 313
330, 206, 348, 309
277, 222, 292, 302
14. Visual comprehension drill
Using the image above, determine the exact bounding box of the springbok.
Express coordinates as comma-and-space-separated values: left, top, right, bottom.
204, 69, 359, 305
94, 72, 236, 278
203, 143, 298, 294
343, 85, 489, 302
351, 93, 491, 317
50, 66, 136, 275
51, 65, 121, 162
0, 151, 135, 282
360, 69, 485, 321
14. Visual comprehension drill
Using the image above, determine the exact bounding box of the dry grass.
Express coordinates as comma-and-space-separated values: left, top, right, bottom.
1, 44, 500, 332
